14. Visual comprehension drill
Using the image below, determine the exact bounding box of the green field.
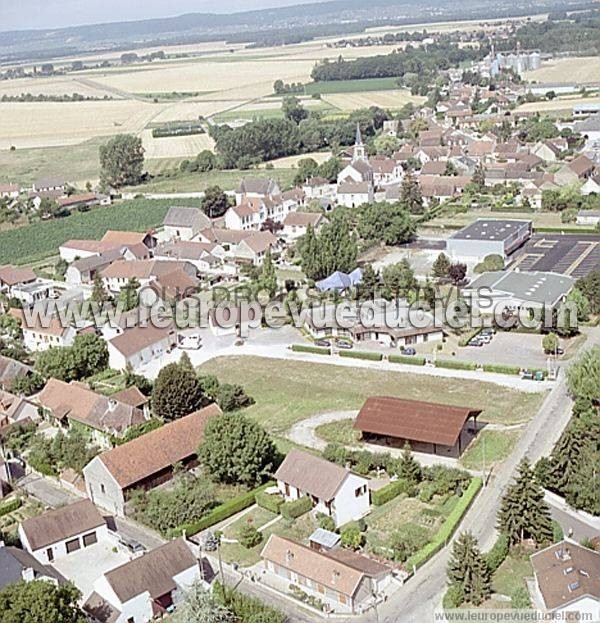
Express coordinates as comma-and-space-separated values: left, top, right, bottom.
460, 429, 522, 470
197, 357, 547, 437
0, 198, 200, 265
304, 77, 401, 95
125, 167, 296, 194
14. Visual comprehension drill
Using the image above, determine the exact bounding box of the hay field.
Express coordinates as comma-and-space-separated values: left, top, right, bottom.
516, 95, 600, 114
522, 57, 600, 85
0, 100, 158, 149
0, 76, 119, 98
258, 151, 333, 168
322, 89, 425, 111
140, 129, 215, 159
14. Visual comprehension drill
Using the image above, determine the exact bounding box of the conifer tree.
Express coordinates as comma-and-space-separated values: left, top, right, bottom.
498, 458, 553, 547
432, 252, 451, 279
91, 273, 110, 305
397, 442, 422, 484
447, 531, 491, 605
400, 171, 424, 214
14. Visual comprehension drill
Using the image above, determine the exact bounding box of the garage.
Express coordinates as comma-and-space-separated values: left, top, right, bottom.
66, 538, 81, 554
83, 532, 98, 547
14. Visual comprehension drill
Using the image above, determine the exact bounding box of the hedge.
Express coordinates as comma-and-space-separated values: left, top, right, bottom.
291, 344, 330, 355
458, 328, 482, 347
435, 359, 477, 371
214, 582, 286, 623
168, 482, 274, 537
484, 533, 509, 573
280, 496, 312, 520
482, 363, 521, 375
372, 479, 409, 506
0, 498, 22, 518
255, 490, 284, 514
389, 354, 426, 366
338, 350, 383, 362
535, 226, 597, 235
406, 477, 483, 570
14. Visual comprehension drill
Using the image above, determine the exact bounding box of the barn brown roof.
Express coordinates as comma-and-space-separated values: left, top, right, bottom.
354, 397, 481, 447
94, 404, 220, 489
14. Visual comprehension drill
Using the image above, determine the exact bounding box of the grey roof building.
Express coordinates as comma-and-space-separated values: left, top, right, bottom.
0, 544, 65, 589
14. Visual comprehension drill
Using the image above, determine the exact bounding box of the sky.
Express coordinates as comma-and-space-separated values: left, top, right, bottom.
0, 0, 325, 32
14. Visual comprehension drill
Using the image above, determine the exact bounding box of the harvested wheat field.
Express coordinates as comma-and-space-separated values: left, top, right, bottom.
522, 57, 600, 86
322, 89, 425, 111
140, 129, 215, 159
516, 95, 600, 114
0, 76, 119, 99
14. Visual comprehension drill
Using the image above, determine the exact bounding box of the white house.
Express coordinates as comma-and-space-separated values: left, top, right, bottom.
10, 280, 55, 308
337, 181, 374, 208
530, 540, 600, 622
282, 212, 328, 241
576, 209, 600, 226
275, 449, 370, 528
302, 177, 336, 199
234, 230, 278, 266
85, 539, 201, 623
235, 177, 281, 205
107, 325, 177, 371
581, 175, 600, 197
224, 200, 262, 231
19, 500, 108, 565
21, 315, 80, 352
0, 265, 37, 296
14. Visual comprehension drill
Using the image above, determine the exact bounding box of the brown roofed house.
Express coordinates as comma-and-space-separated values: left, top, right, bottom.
354, 397, 481, 457
83, 404, 220, 516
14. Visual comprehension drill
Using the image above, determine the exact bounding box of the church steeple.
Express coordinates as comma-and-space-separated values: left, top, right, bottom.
353, 122, 366, 162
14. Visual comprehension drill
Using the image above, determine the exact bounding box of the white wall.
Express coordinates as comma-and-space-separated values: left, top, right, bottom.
84, 457, 126, 517
330, 473, 370, 527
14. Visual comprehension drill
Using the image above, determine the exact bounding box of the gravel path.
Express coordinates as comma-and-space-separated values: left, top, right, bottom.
286, 410, 358, 451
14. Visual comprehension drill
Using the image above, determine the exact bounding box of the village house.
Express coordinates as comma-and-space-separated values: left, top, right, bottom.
65, 248, 124, 285
337, 181, 374, 208
235, 177, 281, 205
555, 155, 595, 186
234, 230, 278, 266
282, 212, 328, 241
529, 540, 600, 621
576, 209, 600, 227
32, 179, 65, 194
261, 534, 392, 614
275, 449, 370, 527
162, 206, 211, 241
111, 386, 150, 419
83, 404, 220, 516
0, 355, 32, 391
37, 378, 146, 447
0, 265, 37, 296
56, 193, 109, 212
302, 176, 336, 199
85, 538, 201, 623
224, 198, 262, 230
19, 499, 108, 565
101, 259, 196, 293
581, 174, 600, 197
18, 312, 89, 353
0, 389, 38, 430
0, 541, 65, 591
107, 324, 178, 371
0, 183, 21, 200
354, 397, 481, 458
154, 240, 225, 270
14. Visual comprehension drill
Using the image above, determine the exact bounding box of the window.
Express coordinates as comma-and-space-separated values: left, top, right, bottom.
100, 484, 105, 494
46, 548, 54, 562
355, 485, 366, 497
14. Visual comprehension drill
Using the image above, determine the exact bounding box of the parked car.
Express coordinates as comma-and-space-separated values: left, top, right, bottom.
468, 339, 483, 347
119, 537, 145, 554
403, 347, 416, 356
315, 340, 331, 347
336, 340, 353, 350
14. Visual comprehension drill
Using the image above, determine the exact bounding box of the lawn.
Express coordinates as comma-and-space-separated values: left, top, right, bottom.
315, 419, 360, 446
304, 77, 402, 95
492, 554, 533, 597
198, 357, 547, 437
460, 429, 523, 471
125, 167, 296, 194
0, 198, 199, 265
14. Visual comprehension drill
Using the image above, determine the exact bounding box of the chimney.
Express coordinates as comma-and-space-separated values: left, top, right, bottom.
108, 398, 117, 412
21, 567, 35, 582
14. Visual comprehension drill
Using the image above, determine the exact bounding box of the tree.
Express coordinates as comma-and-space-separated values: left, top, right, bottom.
0, 581, 86, 623
90, 273, 110, 305
566, 288, 590, 323
432, 252, 451, 279
400, 171, 424, 214
396, 442, 422, 484
356, 202, 415, 246
195, 150, 217, 172
282, 96, 308, 124
199, 413, 279, 487
567, 346, 600, 403
382, 259, 416, 301
474, 254, 504, 274
238, 522, 263, 548
511, 585, 531, 609
446, 531, 491, 605
575, 270, 600, 315
340, 525, 363, 550
256, 249, 277, 296
202, 185, 229, 219
35, 347, 77, 382
317, 157, 342, 182
293, 157, 319, 186
359, 263, 379, 300
497, 458, 553, 547
178, 582, 235, 623
472, 162, 486, 189
117, 278, 140, 312
448, 263, 467, 285
217, 383, 253, 413
71, 333, 109, 378
99, 134, 144, 187
542, 332, 559, 354
152, 361, 206, 421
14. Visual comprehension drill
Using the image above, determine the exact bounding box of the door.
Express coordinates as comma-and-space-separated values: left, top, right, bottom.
65, 538, 81, 554
46, 548, 53, 562
83, 532, 97, 547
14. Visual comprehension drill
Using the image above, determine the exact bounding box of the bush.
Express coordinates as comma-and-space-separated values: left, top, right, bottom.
238, 523, 263, 549
214, 582, 286, 623
338, 350, 383, 361
511, 585, 531, 609
418, 482, 436, 503
255, 490, 284, 514
481, 363, 521, 375
280, 496, 312, 520
0, 498, 22, 517
435, 359, 477, 371
485, 534, 509, 574
389, 354, 426, 366
552, 520, 564, 543
458, 328, 482, 347
290, 344, 330, 355
389, 523, 430, 562
443, 584, 465, 609
317, 513, 336, 532
169, 482, 274, 537
406, 478, 483, 570
372, 479, 409, 506
340, 525, 364, 550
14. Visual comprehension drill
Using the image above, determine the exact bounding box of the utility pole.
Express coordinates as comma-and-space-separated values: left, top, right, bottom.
482, 433, 487, 487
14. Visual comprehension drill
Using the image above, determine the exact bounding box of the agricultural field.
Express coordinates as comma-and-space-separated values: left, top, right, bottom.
522, 56, 600, 86
197, 356, 547, 437
322, 89, 425, 111
304, 77, 402, 95
140, 128, 215, 159
0, 198, 201, 265
516, 94, 600, 114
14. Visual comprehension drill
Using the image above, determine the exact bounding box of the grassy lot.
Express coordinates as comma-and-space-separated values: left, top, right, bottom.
0, 497, 44, 536
220, 512, 315, 567
198, 357, 547, 436
304, 77, 401, 95
125, 167, 296, 194
492, 554, 533, 597
315, 419, 360, 446
0, 198, 198, 265
461, 429, 523, 471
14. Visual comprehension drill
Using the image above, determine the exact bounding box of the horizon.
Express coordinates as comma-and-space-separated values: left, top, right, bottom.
0, 0, 329, 33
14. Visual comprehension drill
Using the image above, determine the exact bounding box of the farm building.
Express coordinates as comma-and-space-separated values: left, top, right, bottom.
354, 397, 481, 458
